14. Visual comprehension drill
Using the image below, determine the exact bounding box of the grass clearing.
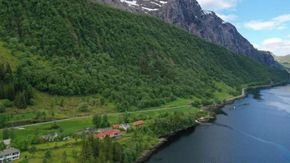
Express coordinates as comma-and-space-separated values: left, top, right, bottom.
213, 82, 236, 101
15, 142, 81, 163
0, 42, 19, 70
1, 89, 116, 124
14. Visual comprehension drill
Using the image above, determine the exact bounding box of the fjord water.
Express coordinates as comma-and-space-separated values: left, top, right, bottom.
147, 85, 290, 163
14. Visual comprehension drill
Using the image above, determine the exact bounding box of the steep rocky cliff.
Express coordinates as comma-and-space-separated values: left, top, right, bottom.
96, 0, 280, 68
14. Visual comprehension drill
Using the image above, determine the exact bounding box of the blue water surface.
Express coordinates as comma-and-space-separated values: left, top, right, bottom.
147, 85, 290, 163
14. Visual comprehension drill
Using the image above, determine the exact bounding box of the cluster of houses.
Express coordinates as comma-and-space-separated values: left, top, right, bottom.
0, 139, 20, 163
40, 120, 145, 142
0, 120, 145, 162
96, 120, 144, 139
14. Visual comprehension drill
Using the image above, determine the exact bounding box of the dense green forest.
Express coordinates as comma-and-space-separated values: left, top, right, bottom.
0, 61, 32, 109
0, 0, 289, 111
79, 136, 126, 163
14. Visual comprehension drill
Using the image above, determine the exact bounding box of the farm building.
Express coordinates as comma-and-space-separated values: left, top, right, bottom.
0, 148, 20, 163
133, 120, 144, 126
41, 132, 59, 141
112, 124, 121, 129
112, 124, 130, 131
2, 139, 11, 147
120, 124, 130, 131
96, 129, 121, 139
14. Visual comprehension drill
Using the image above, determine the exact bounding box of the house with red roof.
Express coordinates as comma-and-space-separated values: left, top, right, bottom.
112, 124, 121, 129
133, 120, 144, 127
96, 129, 121, 139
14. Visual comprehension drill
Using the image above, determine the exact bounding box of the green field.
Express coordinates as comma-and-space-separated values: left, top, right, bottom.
0, 105, 202, 142
2, 105, 206, 163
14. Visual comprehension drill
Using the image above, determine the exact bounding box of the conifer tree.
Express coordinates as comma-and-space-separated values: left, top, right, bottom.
14, 91, 27, 109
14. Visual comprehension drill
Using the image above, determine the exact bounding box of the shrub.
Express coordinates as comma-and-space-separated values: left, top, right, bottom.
0, 99, 13, 107
78, 103, 90, 112
191, 100, 202, 108
0, 105, 5, 113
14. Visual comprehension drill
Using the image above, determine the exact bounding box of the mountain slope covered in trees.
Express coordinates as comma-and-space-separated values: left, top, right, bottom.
97, 0, 280, 67
0, 58, 32, 109
277, 55, 290, 69
0, 0, 289, 111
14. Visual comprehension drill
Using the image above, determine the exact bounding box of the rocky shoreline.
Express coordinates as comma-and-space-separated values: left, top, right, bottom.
135, 81, 289, 163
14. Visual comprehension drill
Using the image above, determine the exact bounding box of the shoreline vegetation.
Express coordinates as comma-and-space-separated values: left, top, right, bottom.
136, 81, 289, 163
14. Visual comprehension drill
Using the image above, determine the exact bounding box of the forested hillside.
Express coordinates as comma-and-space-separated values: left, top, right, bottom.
0, 0, 289, 110
0, 60, 32, 109
277, 55, 290, 69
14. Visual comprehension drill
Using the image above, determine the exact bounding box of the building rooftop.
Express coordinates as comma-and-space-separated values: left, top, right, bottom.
133, 120, 144, 126
0, 148, 20, 156
96, 129, 121, 138
3, 139, 11, 146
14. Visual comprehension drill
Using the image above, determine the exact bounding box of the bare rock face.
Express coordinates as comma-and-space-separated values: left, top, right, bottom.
96, 0, 280, 68
152, 0, 279, 67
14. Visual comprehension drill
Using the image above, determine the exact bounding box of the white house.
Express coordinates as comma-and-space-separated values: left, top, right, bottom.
120, 124, 130, 131
0, 148, 20, 162
3, 139, 11, 148
41, 132, 59, 142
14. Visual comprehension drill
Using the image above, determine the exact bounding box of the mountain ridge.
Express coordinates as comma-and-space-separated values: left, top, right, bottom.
97, 0, 280, 68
